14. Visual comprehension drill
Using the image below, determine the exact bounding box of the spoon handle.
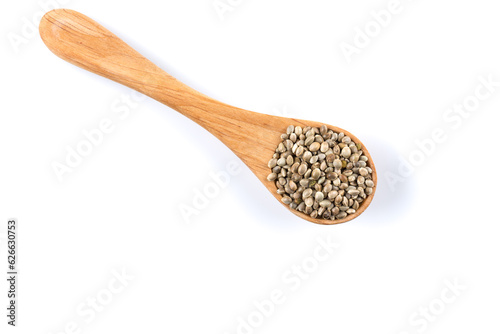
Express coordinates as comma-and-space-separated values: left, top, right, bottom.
39, 9, 249, 130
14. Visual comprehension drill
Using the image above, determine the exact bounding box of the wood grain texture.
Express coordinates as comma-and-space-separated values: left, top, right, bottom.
39, 9, 377, 225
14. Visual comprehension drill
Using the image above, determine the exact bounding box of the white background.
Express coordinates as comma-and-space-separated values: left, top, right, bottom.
1, 0, 499, 333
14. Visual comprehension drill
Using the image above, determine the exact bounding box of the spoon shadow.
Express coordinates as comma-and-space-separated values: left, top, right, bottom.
355, 136, 416, 227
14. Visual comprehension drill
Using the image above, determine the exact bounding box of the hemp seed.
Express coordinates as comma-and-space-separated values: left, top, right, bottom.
268, 125, 375, 221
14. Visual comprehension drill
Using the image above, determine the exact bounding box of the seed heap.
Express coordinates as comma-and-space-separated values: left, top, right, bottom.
267, 125, 374, 221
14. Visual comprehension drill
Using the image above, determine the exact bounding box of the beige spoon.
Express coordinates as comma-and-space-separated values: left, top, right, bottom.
39, 9, 376, 225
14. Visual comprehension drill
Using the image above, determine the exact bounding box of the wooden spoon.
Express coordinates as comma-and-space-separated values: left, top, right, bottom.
39, 9, 377, 225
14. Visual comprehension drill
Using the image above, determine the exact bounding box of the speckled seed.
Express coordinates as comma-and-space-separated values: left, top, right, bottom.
326, 172, 338, 180
336, 212, 347, 219
341, 146, 351, 158
365, 180, 374, 187
366, 187, 373, 195
335, 194, 343, 204
299, 179, 309, 187
281, 196, 292, 204
311, 168, 321, 180
305, 197, 314, 207
303, 151, 312, 162
320, 124, 328, 135
346, 209, 356, 214
286, 155, 294, 165
315, 192, 324, 202
343, 170, 353, 176
357, 176, 365, 185
309, 142, 321, 152
298, 163, 307, 175
302, 188, 313, 198
318, 207, 326, 216
348, 189, 360, 196
267, 173, 277, 181
333, 159, 342, 169
304, 136, 315, 146
359, 167, 369, 176
320, 142, 329, 153
286, 125, 295, 134
268, 159, 277, 168
304, 169, 311, 178
296, 146, 305, 156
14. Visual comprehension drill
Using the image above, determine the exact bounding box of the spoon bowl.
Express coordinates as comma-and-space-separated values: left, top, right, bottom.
39, 9, 377, 225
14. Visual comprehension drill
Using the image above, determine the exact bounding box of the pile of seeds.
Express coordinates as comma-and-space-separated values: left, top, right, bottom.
267, 125, 374, 221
